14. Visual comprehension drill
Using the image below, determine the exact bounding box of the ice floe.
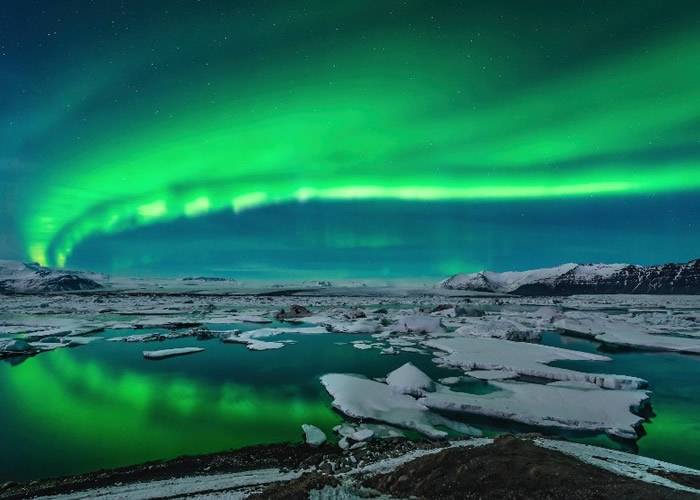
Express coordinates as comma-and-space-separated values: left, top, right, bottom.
424, 336, 647, 389
421, 380, 649, 439
301, 424, 327, 446
554, 311, 700, 354
143, 347, 205, 359
320, 373, 481, 439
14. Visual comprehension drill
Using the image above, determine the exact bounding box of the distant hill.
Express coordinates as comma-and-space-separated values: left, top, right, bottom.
0, 260, 104, 293
441, 259, 700, 295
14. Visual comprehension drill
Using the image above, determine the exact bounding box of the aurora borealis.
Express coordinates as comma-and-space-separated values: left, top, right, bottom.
2, 1, 700, 277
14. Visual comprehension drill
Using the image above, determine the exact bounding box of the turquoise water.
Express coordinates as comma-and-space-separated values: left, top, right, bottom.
0, 327, 698, 480
0, 326, 465, 481
542, 332, 700, 469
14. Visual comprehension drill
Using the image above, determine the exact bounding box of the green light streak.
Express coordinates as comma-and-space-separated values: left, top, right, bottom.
4, 349, 340, 471
14, 15, 700, 266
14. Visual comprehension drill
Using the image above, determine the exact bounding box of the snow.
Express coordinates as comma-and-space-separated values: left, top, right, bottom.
451, 317, 540, 341
425, 336, 647, 390
341, 438, 494, 477
351, 342, 374, 350
41, 468, 303, 500
442, 263, 578, 293
534, 438, 700, 494
392, 314, 444, 334
0, 260, 104, 293
220, 325, 324, 351
421, 380, 650, 439
385, 362, 435, 396
108, 331, 189, 343
221, 334, 285, 351
320, 373, 480, 439
206, 314, 272, 324
143, 347, 205, 359
0, 338, 35, 356
246, 340, 286, 351
322, 318, 382, 334
301, 424, 327, 446
238, 326, 327, 339
464, 369, 517, 380
350, 429, 374, 442
438, 376, 462, 385
554, 311, 700, 354
333, 423, 404, 440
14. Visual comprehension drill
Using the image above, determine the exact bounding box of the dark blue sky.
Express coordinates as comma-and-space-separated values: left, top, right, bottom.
1, 1, 699, 278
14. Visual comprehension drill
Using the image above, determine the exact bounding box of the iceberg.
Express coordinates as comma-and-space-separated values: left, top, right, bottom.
421, 380, 650, 439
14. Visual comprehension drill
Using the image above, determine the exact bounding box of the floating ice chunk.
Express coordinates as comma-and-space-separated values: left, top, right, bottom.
242, 326, 327, 339
438, 376, 462, 385
206, 314, 272, 324
452, 317, 540, 342
351, 429, 374, 442
143, 347, 205, 360
420, 381, 649, 440
246, 340, 285, 351
62, 336, 102, 347
464, 369, 517, 381
393, 314, 444, 334
334, 423, 405, 441
109, 331, 189, 343
323, 318, 382, 334
425, 337, 646, 390
386, 362, 435, 396
301, 424, 327, 446
554, 313, 700, 354
0, 338, 36, 357
352, 342, 373, 350
320, 373, 480, 439
400, 347, 428, 354
547, 380, 602, 390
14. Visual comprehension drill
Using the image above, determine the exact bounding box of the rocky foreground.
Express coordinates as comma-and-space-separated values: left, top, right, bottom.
1, 436, 698, 499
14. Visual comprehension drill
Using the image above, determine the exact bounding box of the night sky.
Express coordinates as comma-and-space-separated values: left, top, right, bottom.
1, 1, 699, 278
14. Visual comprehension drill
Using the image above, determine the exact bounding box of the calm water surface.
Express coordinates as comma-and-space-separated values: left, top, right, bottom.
0, 326, 698, 480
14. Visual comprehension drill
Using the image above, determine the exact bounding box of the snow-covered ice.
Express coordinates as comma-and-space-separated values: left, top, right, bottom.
554, 311, 700, 354
301, 424, 327, 446
143, 347, 205, 360
421, 380, 649, 439
320, 373, 481, 439
424, 336, 647, 390
385, 362, 435, 396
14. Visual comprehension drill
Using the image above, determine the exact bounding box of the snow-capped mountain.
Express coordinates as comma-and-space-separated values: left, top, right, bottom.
0, 260, 104, 293
441, 259, 700, 295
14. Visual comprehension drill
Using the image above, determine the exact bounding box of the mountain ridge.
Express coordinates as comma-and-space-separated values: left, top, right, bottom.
0, 260, 104, 293
441, 259, 700, 295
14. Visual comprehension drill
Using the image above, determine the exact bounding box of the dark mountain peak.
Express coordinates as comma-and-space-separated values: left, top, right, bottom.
441, 259, 700, 296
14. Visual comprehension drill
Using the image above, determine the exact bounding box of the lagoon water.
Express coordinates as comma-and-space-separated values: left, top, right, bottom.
1, 326, 699, 481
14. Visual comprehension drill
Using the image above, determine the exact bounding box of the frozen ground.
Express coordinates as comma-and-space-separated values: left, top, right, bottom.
11, 437, 698, 499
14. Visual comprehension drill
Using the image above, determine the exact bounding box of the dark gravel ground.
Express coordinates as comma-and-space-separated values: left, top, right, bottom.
1, 436, 697, 499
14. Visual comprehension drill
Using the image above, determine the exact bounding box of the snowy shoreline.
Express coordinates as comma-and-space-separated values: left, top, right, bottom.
1, 435, 698, 499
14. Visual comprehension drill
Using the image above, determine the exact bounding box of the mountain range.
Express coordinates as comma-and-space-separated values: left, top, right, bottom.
441, 259, 700, 295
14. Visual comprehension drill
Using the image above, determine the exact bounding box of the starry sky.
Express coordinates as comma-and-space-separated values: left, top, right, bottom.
1, 0, 699, 279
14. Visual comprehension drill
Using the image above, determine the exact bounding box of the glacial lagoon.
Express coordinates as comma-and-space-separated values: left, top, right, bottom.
2, 323, 699, 481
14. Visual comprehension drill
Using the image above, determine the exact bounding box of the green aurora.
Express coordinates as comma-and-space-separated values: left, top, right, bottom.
2, 1, 699, 271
